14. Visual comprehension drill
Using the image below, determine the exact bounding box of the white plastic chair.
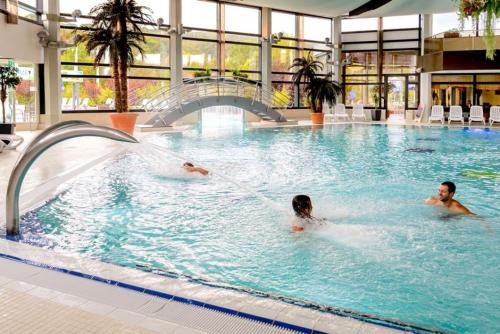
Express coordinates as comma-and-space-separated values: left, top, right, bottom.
489, 106, 500, 126
414, 103, 426, 123
429, 105, 444, 124
0, 135, 24, 150
469, 106, 485, 125
352, 104, 366, 121
448, 105, 464, 125
334, 103, 350, 121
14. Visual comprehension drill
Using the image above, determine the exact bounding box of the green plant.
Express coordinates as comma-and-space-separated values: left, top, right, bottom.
194, 67, 212, 77
457, 0, 499, 59
371, 82, 396, 108
78, 0, 153, 113
232, 69, 249, 79
289, 52, 341, 113
0, 64, 22, 123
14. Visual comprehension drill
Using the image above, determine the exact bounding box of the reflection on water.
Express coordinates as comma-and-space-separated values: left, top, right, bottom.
20, 124, 500, 334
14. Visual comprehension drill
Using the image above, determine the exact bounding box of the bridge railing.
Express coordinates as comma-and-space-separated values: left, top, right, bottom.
129, 76, 293, 114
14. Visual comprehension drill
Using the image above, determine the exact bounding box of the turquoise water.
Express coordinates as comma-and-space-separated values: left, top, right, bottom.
21, 124, 499, 333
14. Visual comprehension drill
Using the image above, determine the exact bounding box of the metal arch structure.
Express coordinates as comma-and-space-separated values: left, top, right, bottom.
135, 77, 292, 128
5, 121, 139, 236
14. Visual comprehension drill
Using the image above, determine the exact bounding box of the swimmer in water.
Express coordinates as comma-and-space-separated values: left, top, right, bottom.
291, 195, 325, 232
425, 181, 474, 215
182, 162, 209, 176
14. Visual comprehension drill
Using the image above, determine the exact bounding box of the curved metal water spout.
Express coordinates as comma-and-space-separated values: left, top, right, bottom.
6, 123, 139, 236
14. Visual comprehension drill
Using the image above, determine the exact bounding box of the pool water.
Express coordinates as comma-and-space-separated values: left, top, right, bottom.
21, 124, 500, 333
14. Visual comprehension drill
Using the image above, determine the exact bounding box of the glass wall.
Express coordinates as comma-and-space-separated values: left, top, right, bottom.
271, 11, 332, 108
341, 16, 420, 112
59, 1, 170, 112
223, 4, 261, 80
182, 1, 261, 80
432, 74, 500, 114
0, 60, 37, 124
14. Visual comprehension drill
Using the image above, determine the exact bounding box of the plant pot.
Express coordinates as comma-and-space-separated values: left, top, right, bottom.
0, 123, 15, 134
109, 113, 138, 135
372, 109, 381, 121
310, 112, 324, 125
444, 31, 460, 38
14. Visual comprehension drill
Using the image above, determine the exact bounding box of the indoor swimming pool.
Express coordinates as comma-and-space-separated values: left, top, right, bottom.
18, 124, 500, 334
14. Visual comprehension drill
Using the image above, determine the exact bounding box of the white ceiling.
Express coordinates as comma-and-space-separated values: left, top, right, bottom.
232, 0, 456, 18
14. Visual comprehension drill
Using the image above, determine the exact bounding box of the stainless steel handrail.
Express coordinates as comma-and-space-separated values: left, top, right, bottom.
5, 122, 139, 236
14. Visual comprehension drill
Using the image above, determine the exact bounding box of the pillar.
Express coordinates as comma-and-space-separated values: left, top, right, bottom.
41, 0, 62, 127
169, 0, 182, 87
420, 14, 432, 122
260, 7, 272, 89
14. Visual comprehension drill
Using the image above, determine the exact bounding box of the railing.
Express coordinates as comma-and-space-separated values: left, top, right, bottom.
129, 76, 293, 116
431, 29, 500, 39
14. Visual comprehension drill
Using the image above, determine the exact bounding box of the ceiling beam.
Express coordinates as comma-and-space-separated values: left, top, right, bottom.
349, 0, 392, 16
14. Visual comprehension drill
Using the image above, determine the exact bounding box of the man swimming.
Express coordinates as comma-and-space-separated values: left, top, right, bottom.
182, 162, 209, 176
425, 181, 474, 215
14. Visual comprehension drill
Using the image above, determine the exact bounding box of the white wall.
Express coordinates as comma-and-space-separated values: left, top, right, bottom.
0, 13, 44, 63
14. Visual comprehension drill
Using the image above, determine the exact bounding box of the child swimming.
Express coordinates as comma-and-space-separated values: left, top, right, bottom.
291, 195, 326, 232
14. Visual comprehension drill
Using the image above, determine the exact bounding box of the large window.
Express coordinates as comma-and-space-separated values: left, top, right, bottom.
182, 0, 217, 30
383, 51, 417, 74
0, 61, 37, 124
271, 11, 332, 108
223, 4, 261, 80
182, 1, 261, 80
383, 15, 419, 30
59, 1, 170, 112
341, 15, 420, 111
432, 74, 500, 110
342, 18, 378, 32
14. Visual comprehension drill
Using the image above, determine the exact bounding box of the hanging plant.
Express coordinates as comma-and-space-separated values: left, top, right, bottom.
457, 0, 499, 60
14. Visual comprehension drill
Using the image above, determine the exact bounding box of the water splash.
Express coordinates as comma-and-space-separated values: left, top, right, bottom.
133, 142, 291, 218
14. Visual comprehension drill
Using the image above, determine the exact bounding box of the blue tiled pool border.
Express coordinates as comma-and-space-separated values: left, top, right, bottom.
0, 250, 452, 334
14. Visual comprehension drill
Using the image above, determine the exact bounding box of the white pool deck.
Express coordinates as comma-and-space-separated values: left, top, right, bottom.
0, 119, 490, 333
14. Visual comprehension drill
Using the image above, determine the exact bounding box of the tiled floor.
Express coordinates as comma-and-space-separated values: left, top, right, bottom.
0, 287, 160, 334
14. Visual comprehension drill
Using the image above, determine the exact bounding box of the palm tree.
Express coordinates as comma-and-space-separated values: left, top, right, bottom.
290, 52, 342, 114
305, 77, 342, 113
0, 64, 22, 124
289, 53, 323, 85
79, 0, 153, 113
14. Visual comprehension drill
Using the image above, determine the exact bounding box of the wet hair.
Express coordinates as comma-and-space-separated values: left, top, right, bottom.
183, 162, 194, 167
292, 195, 312, 218
441, 181, 456, 193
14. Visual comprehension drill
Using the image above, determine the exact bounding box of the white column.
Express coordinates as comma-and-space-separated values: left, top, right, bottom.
420, 14, 432, 122
332, 17, 342, 85
260, 7, 272, 88
169, 0, 182, 87
41, 0, 62, 127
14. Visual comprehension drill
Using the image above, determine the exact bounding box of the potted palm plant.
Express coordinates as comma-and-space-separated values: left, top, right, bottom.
0, 63, 22, 134
79, 0, 153, 134
289, 53, 341, 124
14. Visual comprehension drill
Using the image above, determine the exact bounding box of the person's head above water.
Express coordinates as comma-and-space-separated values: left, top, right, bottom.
183, 162, 194, 167
292, 195, 312, 218
438, 181, 456, 202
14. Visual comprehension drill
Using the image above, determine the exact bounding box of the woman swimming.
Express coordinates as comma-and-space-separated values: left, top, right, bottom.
291, 195, 325, 232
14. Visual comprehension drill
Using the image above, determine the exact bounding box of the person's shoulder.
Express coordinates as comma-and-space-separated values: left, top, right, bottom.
451, 200, 473, 214
425, 197, 438, 204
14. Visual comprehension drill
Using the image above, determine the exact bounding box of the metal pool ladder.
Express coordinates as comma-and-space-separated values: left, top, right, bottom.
5, 121, 139, 236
